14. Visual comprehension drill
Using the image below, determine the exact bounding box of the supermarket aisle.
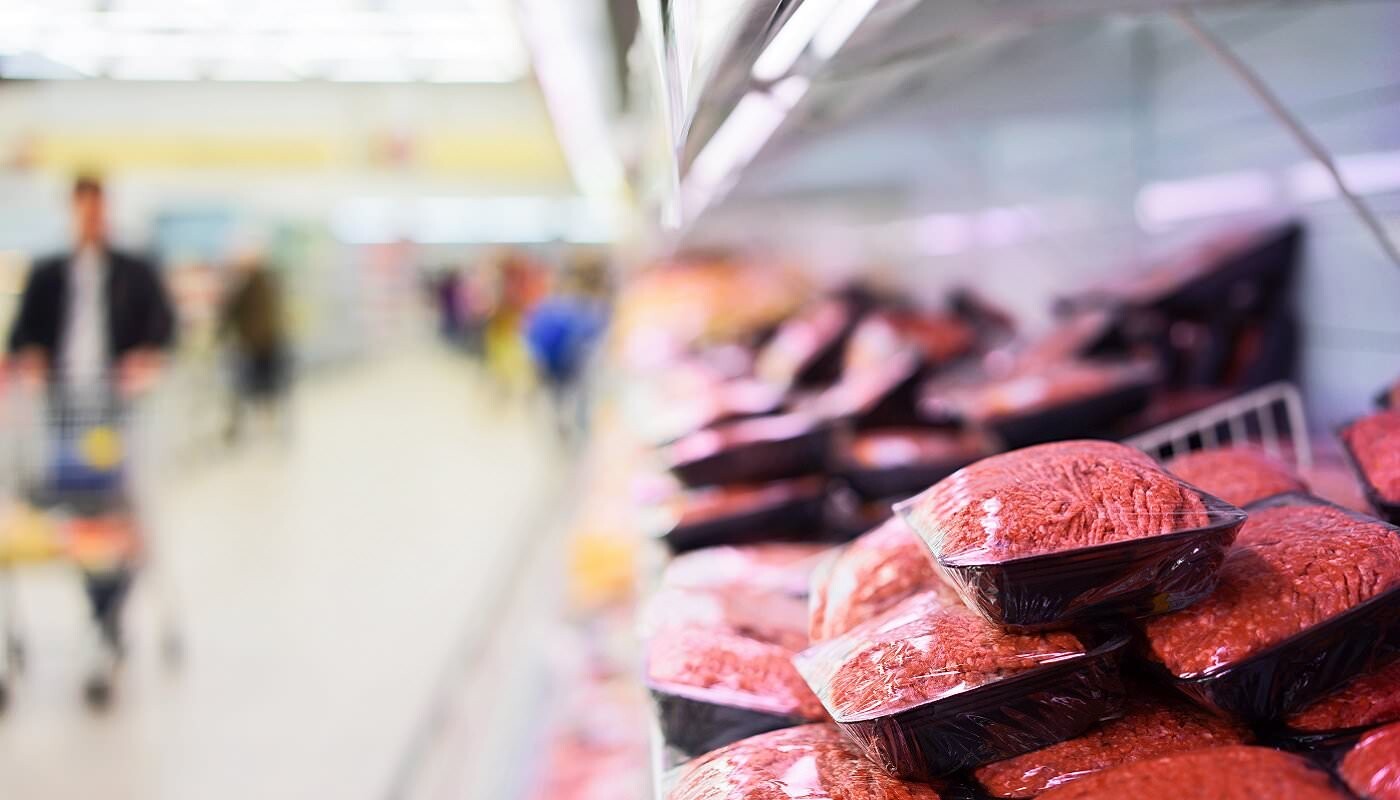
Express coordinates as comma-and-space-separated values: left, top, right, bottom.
0, 349, 566, 800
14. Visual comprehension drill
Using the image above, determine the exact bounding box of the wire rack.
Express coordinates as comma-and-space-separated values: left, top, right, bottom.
1123, 380, 1311, 469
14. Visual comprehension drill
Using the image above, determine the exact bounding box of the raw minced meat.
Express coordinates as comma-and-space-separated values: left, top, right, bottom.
1165, 446, 1307, 507
900, 440, 1211, 563
930, 361, 1145, 422
848, 428, 992, 470
667, 724, 944, 800
808, 518, 956, 642
1341, 721, 1400, 800
1035, 745, 1345, 800
972, 694, 1249, 798
647, 627, 827, 720
671, 477, 826, 527
643, 586, 811, 651
1345, 410, 1400, 503
1143, 504, 1400, 676
796, 592, 1083, 721
1287, 658, 1400, 733
661, 542, 829, 596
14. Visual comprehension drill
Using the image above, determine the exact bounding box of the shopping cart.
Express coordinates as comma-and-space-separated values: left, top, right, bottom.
0, 370, 183, 708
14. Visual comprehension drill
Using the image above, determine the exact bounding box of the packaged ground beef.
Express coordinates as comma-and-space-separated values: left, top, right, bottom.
1142, 498, 1400, 720
1166, 446, 1308, 507
835, 426, 997, 501
794, 591, 1127, 778
663, 477, 828, 553
1283, 658, 1400, 736
755, 299, 857, 388
971, 694, 1250, 798
647, 626, 826, 757
666, 724, 944, 800
897, 440, 1244, 629
1341, 721, 1400, 800
642, 586, 811, 651
667, 413, 834, 487
1033, 745, 1345, 800
1342, 410, 1400, 521
661, 542, 830, 596
805, 349, 925, 428
808, 518, 957, 643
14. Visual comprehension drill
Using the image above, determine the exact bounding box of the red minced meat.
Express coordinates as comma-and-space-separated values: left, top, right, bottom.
1144, 504, 1400, 676
1344, 410, 1400, 503
901, 440, 1210, 563
930, 361, 1144, 423
848, 428, 993, 470
1165, 446, 1308, 507
647, 626, 826, 720
1287, 658, 1400, 733
662, 543, 829, 596
808, 518, 958, 643
797, 592, 1083, 720
644, 586, 811, 652
972, 694, 1250, 798
1341, 721, 1400, 800
667, 724, 944, 800
672, 477, 826, 528
1035, 746, 1346, 800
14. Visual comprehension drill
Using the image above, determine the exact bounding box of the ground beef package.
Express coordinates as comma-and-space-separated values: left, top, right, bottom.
1165, 445, 1308, 508
646, 626, 826, 758
923, 360, 1157, 449
1142, 494, 1400, 721
662, 477, 828, 553
971, 693, 1250, 798
666, 724, 945, 800
1277, 659, 1400, 746
794, 591, 1127, 779
808, 517, 959, 643
1033, 745, 1345, 800
755, 299, 859, 389
805, 348, 926, 429
661, 542, 830, 597
897, 440, 1246, 630
667, 413, 835, 488
1341, 410, 1400, 524
834, 426, 997, 501
642, 585, 811, 652
1341, 721, 1400, 800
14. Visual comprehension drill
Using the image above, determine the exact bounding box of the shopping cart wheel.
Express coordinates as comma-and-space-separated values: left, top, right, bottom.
83, 675, 114, 710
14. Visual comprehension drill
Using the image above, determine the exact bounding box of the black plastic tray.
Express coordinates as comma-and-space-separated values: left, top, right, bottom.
661, 481, 829, 554
1147, 493, 1400, 722
668, 418, 836, 488
829, 635, 1130, 781
1338, 419, 1400, 526
649, 687, 811, 759
986, 376, 1155, 450
927, 493, 1246, 633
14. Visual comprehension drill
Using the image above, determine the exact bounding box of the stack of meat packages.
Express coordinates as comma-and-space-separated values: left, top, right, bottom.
652, 433, 1400, 800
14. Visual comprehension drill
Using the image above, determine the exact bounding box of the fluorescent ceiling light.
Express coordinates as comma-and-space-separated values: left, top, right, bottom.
752, 0, 843, 82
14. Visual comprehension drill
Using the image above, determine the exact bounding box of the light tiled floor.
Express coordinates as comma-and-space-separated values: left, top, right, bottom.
0, 350, 566, 800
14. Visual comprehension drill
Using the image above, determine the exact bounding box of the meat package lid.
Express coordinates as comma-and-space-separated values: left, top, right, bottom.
646, 627, 826, 758
1341, 721, 1400, 800
834, 426, 998, 502
1165, 445, 1308, 508
1339, 412, 1400, 525
666, 724, 946, 800
794, 592, 1129, 779
971, 693, 1250, 799
1141, 493, 1400, 722
667, 413, 837, 488
1032, 745, 1346, 800
897, 440, 1247, 631
660, 477, 828, 554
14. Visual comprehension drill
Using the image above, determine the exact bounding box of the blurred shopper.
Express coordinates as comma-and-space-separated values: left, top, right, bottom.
219, 256, 290, 443
525, 258, 609, 439
483, 251, 546, 400
6, 174, 175, 700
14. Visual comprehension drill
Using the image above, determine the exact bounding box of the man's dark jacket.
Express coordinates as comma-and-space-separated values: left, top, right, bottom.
7, 249, 176, 360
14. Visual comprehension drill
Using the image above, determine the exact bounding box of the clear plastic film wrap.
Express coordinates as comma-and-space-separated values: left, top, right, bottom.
1275, 659, 1400, 748
833, 426, 997, 502
794, 592, 1127, 780
661, 477, 828, 553
1141, 494, 1400, 722
921, 360, 1157, 449
808, 517, 958, 643
1341, 721, 1400, 800
1341, 410, 1400, 524
896, 441, 1246, 631
666, 724, 947, 800
667, 413, 835, 488
642, 585, 811, 651
1033, 745, 1346, 800
646, 626, 827, 758
1165, 445, 1309, 508
970, 693, 1250, 798
661, 542, 831, 596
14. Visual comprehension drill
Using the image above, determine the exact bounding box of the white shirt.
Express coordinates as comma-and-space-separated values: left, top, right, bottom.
61, 246, 109, 390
